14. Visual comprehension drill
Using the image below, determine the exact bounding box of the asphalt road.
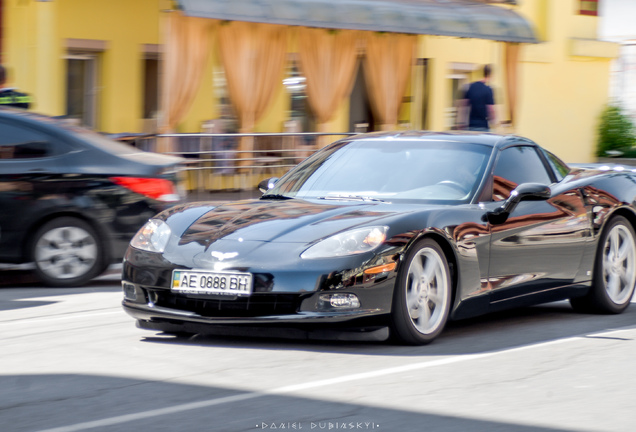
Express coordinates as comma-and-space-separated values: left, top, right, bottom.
2, 269, 636, 432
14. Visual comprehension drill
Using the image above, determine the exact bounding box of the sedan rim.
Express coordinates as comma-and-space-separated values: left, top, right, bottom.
35, 226, 98, 280
602, 224, 636, 304
405, 248, 449, 334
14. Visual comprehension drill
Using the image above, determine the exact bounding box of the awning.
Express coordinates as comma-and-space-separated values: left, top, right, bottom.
175, 0, 537, 44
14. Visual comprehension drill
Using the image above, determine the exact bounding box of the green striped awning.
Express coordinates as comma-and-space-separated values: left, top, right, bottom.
175, 0, 537, 43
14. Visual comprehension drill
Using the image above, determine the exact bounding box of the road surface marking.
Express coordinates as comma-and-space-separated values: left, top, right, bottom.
35, 331, 602, 432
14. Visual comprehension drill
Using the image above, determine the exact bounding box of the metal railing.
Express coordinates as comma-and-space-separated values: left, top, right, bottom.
123, 132, 358, 192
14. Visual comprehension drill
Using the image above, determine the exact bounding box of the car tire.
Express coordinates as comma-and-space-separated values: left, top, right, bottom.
31, 217, 104, 287
390, 238, 452, 345
570, 215, 636, 314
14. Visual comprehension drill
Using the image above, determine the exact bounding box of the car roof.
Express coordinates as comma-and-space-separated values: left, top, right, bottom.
0, 107, 69, 126
345, 130, 533, 149
0, 107, 183, 173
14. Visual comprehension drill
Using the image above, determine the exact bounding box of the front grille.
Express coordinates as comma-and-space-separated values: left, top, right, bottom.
152, 290, 301, 317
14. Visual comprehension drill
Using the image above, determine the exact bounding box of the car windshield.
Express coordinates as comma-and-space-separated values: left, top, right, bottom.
265, 139, 493, 204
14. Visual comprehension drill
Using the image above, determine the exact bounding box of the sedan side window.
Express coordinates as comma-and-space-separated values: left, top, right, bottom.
0, 122, 57, 159
492, 146, 552, 201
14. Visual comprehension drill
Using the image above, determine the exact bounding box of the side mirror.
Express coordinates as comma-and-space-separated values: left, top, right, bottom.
257, 177, 279, 194
487, 182, 551, 224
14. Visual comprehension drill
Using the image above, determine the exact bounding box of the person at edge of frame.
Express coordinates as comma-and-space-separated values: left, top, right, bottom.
0, 65, 32, 109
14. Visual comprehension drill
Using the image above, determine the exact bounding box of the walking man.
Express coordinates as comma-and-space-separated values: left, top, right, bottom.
458, 64, 496, 131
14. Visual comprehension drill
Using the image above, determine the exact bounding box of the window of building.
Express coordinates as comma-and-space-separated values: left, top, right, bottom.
142, 45, 160, 121
64, 40, 106, 130
211, 61, 238, 134
283, 55, 314, 132
283, 54, 316, 150
65, 54, 99, 129
142, 58, 159, 119
415, 58, 430, 130
349, 61, 373, 133
580, 0, 599, 16
65, 39, 106, 129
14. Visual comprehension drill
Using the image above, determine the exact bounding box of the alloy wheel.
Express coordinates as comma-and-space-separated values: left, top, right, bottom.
34, 225, 98, 281
405, 247, 450, 335
601, 223, 636, 305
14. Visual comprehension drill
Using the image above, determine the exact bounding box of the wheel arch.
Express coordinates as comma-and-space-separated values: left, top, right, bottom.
606, 207, 636, 236
585, 206, 636, 270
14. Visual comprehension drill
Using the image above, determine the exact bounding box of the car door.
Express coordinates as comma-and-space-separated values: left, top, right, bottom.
483, 144, 591, 305
0, 120, 68, 262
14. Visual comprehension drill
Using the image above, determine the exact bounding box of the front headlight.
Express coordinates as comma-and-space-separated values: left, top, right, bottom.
130, 219, 171, 253
301, 226, 388, 259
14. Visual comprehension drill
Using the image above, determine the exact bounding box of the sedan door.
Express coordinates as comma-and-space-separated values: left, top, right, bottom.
0, 120, 69, 262
483, 144, 591, 306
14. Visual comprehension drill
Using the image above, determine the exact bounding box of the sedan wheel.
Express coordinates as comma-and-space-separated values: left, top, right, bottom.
391, 238, 452, 345
31, 217, 104, 287
571, 216, 636, 313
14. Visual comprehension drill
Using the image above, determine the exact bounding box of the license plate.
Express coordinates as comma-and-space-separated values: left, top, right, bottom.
171, 270, 252, 296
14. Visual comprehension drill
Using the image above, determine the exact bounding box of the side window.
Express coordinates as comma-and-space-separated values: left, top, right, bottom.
0, 122, 56, 160
492, 146, 552, 201
541, 148, 570, 181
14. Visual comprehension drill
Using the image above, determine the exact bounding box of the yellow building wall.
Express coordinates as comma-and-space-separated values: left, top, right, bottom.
4, 1, 63, 114
4, 0, 165, 133
405, 0, 617, 164
3, 0, 617, 165
58, 0, 162, 132
514, 0, 617, 163
517, 55, 613, 163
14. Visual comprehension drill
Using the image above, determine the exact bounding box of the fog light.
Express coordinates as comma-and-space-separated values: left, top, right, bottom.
319, 293, 360, 309
123, 283, 137, 301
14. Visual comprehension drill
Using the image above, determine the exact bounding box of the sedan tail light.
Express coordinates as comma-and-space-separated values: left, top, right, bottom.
110, 177, 180, 202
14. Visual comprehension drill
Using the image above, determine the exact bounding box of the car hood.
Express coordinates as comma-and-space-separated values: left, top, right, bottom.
174, 198, 402, 247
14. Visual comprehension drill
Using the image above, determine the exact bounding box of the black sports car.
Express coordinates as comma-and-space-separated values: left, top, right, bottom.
0, 109, 183, 286
122, 131, 636, 345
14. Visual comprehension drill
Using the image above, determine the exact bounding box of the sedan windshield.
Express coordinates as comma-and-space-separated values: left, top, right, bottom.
265, 139, 492, 203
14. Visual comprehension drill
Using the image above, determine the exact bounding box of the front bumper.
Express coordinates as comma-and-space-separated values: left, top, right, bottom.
131, 308, 390, 342
122, 294, 392, 341
123, 296, 388, 325
121, 272, 396, 338
121, 240, 400, 337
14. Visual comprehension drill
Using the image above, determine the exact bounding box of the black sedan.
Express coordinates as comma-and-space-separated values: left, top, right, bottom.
0, 109, 183, 286
122, 131, 636, 345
